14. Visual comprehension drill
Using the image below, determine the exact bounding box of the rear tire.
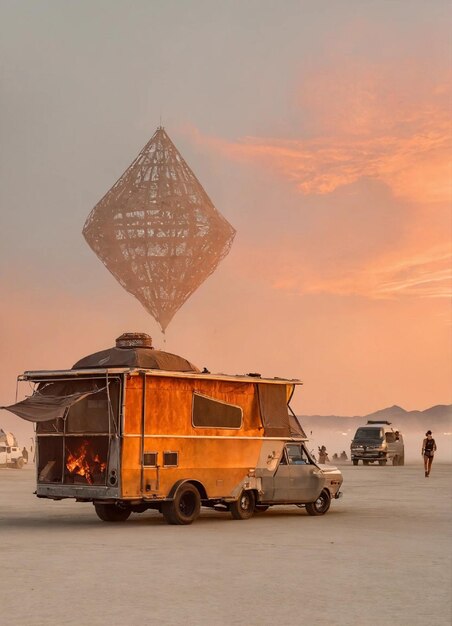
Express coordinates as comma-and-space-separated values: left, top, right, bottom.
230, 490, 255, 520
162, 484, 201, 525
306, 490, 331, 516
94, 503, 131, 522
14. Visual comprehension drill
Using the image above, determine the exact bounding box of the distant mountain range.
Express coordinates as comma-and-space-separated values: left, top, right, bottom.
299, 404, 452, 431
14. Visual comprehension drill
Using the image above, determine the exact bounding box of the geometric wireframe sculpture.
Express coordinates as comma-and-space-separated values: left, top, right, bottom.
83, 127, 236, 332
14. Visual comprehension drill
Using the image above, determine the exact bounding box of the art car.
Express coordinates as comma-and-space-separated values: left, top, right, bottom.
3, 333, 343, 524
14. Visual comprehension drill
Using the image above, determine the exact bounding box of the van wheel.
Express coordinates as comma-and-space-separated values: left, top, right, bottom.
94, 503, 131, 522
162, 484, 201, 525
398, 456, 404, 466
15, 458, 24, 469
352, 459, 358, 466
392, 456, 399, 466
230, 490, 255, 520
306, 490, 331, 516
255, 505, 269, 513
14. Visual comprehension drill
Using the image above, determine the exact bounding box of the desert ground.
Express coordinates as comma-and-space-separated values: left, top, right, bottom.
0, 463, 450, 626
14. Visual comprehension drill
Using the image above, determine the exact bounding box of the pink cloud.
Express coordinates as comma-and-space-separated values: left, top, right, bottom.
184, 60, 451, 204
183, 58, 452, 302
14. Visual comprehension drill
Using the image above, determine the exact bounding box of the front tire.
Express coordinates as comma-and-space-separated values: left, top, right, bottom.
162, 484, 201, 525
94, 503, 131, 522
230, 490, 255, 520
306, 489, 331, 516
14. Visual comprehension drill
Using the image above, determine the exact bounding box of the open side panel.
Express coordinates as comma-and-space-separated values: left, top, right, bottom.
32, 377, 122, 492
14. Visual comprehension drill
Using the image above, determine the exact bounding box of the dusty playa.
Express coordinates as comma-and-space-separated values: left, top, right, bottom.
0, 463, 450, 626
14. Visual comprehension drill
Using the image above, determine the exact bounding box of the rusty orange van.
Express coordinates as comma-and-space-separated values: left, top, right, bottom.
4, 333, 343, 524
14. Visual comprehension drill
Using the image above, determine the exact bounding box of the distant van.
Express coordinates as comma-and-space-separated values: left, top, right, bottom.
350, 421, 404, 466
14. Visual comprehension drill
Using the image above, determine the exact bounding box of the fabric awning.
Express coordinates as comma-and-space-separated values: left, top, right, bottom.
1, 383, 106, 423
257, 383, 305, 437
257, 383, 290, 437
288, 414, 306, 438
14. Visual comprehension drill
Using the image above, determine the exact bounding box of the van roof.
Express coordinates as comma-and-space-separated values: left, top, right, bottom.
20, 368, 302, 386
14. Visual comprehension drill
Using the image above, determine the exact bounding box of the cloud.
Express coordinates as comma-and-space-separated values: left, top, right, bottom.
184, 60, 451, 205
183, 58, 452, 302
299, 245, 452, 300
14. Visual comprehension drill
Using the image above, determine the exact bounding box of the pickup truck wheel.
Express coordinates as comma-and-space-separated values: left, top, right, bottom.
230, 490, 255, 520
306, 489, 331, 516
162, 484, 201, 525
94, 503, 131, 522
15, 458, 24, 469
352, 459, 358, 466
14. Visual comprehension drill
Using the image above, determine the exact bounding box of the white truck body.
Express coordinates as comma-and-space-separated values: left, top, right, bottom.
0, 431, 25, 468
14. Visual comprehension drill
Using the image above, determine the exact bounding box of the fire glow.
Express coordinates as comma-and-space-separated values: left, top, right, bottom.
65, 440, 107, 485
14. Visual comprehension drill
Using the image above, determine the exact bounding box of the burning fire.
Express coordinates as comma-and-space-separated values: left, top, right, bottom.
65, 440, 107, 485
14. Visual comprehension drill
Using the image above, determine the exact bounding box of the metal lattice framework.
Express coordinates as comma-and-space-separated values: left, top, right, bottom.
83, 127, 236, 332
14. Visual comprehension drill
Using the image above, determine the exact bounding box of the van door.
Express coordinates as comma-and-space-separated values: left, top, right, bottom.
285, 443, 324, 502
265, 444, 324, 503
269, 449, 293, 502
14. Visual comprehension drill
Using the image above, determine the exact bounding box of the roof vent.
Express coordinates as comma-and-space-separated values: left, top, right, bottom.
115, 333, 153, 349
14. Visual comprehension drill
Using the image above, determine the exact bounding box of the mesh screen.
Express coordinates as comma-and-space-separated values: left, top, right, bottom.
83, 127, 236, 332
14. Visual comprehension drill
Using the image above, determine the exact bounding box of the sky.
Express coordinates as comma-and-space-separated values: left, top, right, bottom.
0, 0, 451, 421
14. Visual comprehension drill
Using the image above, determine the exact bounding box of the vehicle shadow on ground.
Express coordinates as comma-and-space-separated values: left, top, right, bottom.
0, 505, 341, 529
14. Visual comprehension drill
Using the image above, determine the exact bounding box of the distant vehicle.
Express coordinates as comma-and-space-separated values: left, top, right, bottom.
350, 421, 404, 466
0, 430, 24, 469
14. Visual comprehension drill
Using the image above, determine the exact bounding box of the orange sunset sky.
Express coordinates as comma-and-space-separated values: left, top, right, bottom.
0, 1, 451, 418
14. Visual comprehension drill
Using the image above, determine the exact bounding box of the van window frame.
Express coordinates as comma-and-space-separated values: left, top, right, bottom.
191, 392, 243, 430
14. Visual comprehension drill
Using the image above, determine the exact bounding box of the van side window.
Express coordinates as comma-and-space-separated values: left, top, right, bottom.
192, 393, 243, 429
286, 444, 311, 465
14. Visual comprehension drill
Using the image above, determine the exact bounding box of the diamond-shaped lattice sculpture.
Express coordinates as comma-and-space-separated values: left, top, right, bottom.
83, 127, 236, 332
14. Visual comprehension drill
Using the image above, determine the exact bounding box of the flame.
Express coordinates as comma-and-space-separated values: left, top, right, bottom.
65, 440, 107, 485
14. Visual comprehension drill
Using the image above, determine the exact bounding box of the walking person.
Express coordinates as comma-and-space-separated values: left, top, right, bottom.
422, 430, 437, 477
